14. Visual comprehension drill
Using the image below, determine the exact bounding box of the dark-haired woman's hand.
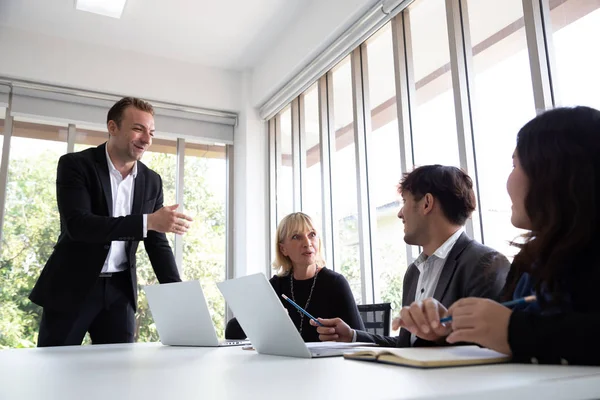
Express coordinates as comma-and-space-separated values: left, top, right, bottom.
447, 298, 512, 355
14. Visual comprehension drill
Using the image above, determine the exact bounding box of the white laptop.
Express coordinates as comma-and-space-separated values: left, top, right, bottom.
217, 273, 375, 358
144, 280, 248, 347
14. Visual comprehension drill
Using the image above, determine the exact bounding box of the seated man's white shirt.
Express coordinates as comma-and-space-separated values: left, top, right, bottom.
410, 228, 464, 344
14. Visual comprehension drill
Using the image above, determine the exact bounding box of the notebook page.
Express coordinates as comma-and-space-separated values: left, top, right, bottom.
306, 342, 377, 349
379, 346, 508, 362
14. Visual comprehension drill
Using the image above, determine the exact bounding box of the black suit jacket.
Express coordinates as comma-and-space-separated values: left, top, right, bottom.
29, 143, 181, 312
356, 233, 510, 347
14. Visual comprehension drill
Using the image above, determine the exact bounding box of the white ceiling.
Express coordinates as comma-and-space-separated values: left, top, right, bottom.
0, 0, 306, 71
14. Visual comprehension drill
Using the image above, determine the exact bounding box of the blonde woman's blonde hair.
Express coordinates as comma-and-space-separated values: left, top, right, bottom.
272, 212, 326, 276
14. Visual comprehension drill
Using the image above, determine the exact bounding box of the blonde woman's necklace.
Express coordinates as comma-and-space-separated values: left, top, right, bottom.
290, 265, 320, 335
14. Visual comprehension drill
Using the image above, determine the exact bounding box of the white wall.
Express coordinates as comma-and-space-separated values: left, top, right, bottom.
0, 26, 242, 112
250, 0, 378, 107
234, 72, 269, 277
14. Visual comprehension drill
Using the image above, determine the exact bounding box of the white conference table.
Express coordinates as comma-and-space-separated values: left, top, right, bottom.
1, 342, 600, 400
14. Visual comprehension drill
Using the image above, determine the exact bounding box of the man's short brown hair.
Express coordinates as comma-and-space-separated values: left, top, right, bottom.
399, 165, 476, 226
107, 97, 154, 127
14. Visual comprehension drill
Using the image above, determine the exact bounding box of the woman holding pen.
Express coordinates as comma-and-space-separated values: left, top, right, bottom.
400, 106, 600, 365
225, 212, 364, 342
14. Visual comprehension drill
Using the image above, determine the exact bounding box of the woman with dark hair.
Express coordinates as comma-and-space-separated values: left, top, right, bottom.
443, 106, 600, 365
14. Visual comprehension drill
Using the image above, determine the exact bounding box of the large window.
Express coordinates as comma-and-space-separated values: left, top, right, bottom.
409, 0, 460, 167
466, 0, 533, 258
364, 23, 407, 311
330, 56, 362, 303
0, 107, 5, 155
300, 84, 322, 224
132, 139, 177, 342
1, 120, 67, 348
550, 0, 600, 109
74, 133, 228, 342
276, 106, 293, 223
76, 133, 229, 343
73, 133, 180, 343
181, 143, 227, 339
0, 102, 231, 348
267, 0, 589, 329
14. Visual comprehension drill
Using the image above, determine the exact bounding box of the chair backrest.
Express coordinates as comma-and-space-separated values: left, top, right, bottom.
225, 318, 247, 340
357, 303, 391, 337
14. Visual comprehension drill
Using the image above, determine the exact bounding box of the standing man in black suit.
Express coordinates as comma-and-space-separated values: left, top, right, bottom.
311, 165, 510, 347
30, 97, 193, 347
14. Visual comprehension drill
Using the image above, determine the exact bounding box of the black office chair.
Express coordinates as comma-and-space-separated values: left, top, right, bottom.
225, 317, 247, 340
357, 303, 392, 336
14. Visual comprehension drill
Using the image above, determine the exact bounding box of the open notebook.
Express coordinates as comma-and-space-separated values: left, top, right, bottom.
343, 345, 511, 368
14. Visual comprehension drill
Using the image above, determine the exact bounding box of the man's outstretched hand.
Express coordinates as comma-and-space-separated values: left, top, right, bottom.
148, 204, 193, 235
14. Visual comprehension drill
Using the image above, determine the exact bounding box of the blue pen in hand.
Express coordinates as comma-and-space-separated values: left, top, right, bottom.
281, 294, 324, 327
439, 295, 537, 323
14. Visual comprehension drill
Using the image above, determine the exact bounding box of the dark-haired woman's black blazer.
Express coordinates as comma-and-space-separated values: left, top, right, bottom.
506, 256, 600, 365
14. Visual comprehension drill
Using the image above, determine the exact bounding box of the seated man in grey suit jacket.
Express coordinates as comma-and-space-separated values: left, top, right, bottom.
311, 165, 510, 347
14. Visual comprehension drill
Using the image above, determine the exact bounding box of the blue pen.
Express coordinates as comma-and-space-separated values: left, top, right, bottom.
281, 294, 324, 326
439, 295, 537, 323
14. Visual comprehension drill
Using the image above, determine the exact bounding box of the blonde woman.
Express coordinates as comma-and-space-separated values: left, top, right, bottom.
225, 212, 364, 342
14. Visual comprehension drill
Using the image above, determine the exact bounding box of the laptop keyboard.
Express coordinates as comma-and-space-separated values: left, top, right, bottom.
221, 340, 250, 346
